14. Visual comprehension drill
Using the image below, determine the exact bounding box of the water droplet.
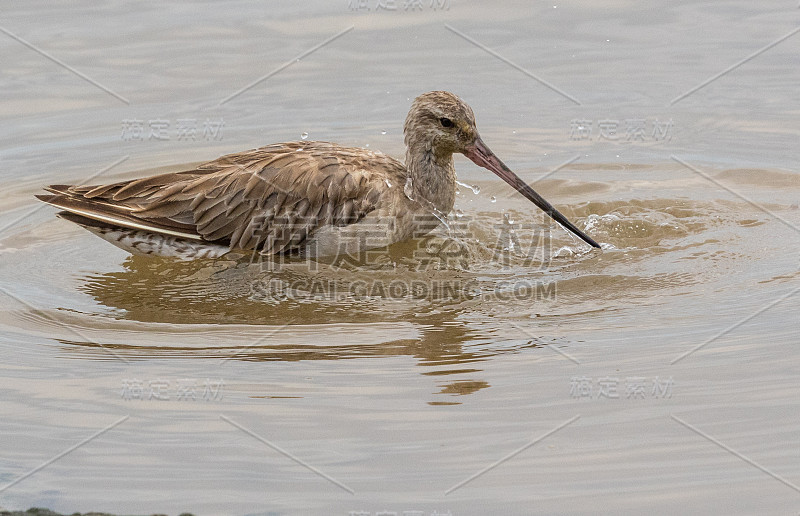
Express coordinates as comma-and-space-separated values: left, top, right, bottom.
455, 209, 464, 219
490, 196, 497, 203
455, 180, 480, 195
512, 130, 517, 135
300, 132, 308, 140
381, 130, 387, 135
365, 143, 369, 147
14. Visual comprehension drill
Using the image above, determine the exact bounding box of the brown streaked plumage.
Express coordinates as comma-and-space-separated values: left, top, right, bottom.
37, 91, 600, 258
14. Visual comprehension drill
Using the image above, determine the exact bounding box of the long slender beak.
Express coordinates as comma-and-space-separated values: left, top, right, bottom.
463, 137, 600, 248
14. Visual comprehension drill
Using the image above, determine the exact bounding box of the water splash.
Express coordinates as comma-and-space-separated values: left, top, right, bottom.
583, 213, 621, 232
404, 176, 415, 201
403, 177, 453, 234
300, 132, 309, 140
553, 246, 574, 258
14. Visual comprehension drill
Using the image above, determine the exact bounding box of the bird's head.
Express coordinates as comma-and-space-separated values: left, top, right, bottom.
404, 90, 600, 249
404, 90, 479, 158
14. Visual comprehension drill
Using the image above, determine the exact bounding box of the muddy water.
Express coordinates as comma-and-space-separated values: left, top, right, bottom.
1, 1, 799, 515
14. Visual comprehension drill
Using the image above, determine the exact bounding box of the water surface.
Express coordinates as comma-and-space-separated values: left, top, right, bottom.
1, 1, 799, 514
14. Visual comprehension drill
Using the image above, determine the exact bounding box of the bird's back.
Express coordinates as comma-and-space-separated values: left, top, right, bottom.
37, 141, 408, 255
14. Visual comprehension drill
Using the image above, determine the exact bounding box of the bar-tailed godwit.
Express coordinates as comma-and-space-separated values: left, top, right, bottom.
37, 91, 600, 259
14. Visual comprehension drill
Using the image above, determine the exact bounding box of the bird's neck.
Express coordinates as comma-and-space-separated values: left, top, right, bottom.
405, 144, 457, 215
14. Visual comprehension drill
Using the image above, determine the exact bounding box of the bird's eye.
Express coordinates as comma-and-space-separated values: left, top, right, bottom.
439, 117, 454, 128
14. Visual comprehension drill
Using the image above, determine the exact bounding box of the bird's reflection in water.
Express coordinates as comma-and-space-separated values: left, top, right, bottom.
72, 242, 567, 400
72, 245, 519, 398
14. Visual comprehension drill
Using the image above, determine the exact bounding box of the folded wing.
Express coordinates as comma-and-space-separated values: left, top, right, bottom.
37, 142, 401, 254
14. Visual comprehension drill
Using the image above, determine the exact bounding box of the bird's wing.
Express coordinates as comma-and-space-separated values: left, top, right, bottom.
37, 141, 404, 254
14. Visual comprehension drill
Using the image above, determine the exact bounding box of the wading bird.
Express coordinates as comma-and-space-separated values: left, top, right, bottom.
37, 91, 600, 259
